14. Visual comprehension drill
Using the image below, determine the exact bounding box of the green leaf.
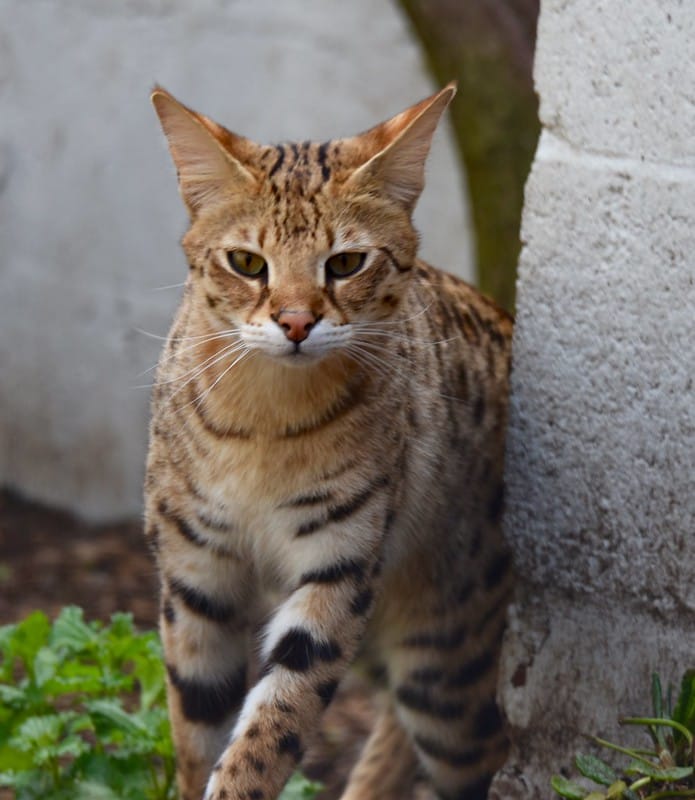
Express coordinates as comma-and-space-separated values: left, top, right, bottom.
279, 772, 325, 800
11, 713, 63, 750
0, 684, 28, 708
85, 698, 151, 740
74, 780, 122, 800
0, 612, 50, 678
672, 669, 695, 737
625, 760, 693, 781
576, 753, 619, 786
550, 775, 588, 800
33, 646, 59, 687
605, 781, 627, 799
0, 770, 20, 788
50, 606, 98, 653
651, 673, 668, 749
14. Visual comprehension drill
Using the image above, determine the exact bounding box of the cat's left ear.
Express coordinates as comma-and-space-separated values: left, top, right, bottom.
151, 86, 257, 216
347, 82, 457, 210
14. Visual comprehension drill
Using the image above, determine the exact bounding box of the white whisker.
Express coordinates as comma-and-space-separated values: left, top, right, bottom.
149, 281, 187, 291
135, 326, 241, 343
137, 331, 243, 379
351, 326, 457, 347
165, 342, 248, 400
182, 349, 252, 417
133, 339, 246, 392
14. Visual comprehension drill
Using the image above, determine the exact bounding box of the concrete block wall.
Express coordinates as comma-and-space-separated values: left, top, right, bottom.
493, 1, 695, 797
0, 0, 472, 521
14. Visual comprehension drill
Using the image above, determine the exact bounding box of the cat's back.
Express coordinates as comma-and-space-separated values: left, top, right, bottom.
402, 259, 513, 432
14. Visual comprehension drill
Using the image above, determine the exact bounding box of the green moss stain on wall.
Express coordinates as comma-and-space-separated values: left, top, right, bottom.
399, 1, 541, 311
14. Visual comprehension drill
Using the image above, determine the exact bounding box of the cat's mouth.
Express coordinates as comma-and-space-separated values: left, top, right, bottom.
258, 340, 327, 368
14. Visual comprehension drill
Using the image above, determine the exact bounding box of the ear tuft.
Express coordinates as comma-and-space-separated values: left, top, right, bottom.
347, 83, 457, 210
151, 87, 256, 215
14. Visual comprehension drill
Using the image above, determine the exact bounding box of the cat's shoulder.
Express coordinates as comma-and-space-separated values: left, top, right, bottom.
412, 258, 514, 342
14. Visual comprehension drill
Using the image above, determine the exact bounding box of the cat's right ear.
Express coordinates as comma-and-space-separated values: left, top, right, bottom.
151, 87, 256, 215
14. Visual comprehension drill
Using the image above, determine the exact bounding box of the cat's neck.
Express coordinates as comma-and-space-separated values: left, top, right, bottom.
185, 324, 368, 437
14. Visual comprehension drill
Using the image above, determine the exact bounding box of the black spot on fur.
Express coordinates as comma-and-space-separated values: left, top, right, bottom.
277, 731, 303, 763
474, 394, 485, 426
414, 733, 484, 767
166, 664, 245, 725
299, 558, 366, 586
162, 597, 176, 624
317, 679, 339, 708
447, 651, 495, 688
484, 552, 512, 589
269, 628, 342, 672
447, 773, 495, 800
396, 685, 465, 720
350, 587, 374, 615
168, 576, 235, 623
402, 624, 467, 651
474, 699, 504, 738
488, 481, 505, 523
246, 756, 265, 774
409, 667, 444, 685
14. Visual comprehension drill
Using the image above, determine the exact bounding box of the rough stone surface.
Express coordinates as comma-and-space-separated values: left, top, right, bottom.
497, 0, 695, 796
492, 592, 695, 799
509, 142, 695, 617
535, 0, 695, 165
0, 0, 472, 520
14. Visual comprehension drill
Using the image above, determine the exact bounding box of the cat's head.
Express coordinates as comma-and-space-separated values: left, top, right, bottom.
152, 83, 455, 367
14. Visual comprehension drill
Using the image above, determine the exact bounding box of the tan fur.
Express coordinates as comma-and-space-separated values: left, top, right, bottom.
145, 83, 513, 800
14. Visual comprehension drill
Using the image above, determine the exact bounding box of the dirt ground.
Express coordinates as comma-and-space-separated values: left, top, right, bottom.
0, 488, 432, 799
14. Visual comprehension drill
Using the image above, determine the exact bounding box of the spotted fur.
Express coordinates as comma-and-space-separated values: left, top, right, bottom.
146, 83, 514, 800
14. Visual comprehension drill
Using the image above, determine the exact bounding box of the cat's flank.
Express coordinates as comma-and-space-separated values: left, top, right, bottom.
145, 83, 513, 800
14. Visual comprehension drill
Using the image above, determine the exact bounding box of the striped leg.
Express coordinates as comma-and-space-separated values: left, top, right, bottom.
203, 518, 387, 800
389, 582, 511, 800
340, 699, 418, 800
151, 506, 254, 800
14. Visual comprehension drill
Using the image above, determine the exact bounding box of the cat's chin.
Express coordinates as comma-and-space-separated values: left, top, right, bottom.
262, 348, 330, 369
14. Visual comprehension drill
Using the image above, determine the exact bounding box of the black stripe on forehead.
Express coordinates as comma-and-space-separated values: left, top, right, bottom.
317, 141, 331, 183
264, 140, 335, 192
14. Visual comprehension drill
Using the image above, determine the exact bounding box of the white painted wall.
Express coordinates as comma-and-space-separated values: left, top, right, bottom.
0, 0, 473, 520
494, 2, 695, 797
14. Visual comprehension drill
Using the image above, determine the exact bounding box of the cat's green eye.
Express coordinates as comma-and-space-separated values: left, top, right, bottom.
227, 250, 267, 277
325, 252, 366, 279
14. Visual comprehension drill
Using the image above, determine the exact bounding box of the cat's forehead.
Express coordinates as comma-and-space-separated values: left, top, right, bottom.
254, 139, 354, 196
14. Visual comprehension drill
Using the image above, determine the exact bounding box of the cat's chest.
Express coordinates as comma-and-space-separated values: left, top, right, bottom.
189, 433, 347, 538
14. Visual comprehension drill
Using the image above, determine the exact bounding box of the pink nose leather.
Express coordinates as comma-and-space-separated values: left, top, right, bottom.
276, 310, 317, 343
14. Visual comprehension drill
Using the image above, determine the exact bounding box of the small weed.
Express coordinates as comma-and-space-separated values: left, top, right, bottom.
0, 607, 322, 800
552, 671, 695, 800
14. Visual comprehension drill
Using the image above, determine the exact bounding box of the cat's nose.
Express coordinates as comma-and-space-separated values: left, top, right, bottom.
275, 310, 317, 343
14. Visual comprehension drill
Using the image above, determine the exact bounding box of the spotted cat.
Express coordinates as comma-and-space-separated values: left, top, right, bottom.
145, 82, 514, 800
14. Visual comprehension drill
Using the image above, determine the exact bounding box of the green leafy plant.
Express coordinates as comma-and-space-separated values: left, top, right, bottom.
0, 606, 175, 799
0, 607, 323, 800
552, 671, 695, 800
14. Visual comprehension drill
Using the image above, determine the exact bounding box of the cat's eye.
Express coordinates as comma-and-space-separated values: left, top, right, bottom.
227, 250, 267, 277
325, 252, 366, 279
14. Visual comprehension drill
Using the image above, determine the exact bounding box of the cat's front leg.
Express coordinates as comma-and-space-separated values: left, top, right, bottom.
203, 522, 385, 800
149, 501, 255, 800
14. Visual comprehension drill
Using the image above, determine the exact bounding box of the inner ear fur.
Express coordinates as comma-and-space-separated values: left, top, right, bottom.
346, 82, 457, 210
151, 86, 258, 215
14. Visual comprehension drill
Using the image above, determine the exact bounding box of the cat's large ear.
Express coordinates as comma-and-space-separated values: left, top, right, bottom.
151, 87, 257, 215
346, 82, 456, 210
